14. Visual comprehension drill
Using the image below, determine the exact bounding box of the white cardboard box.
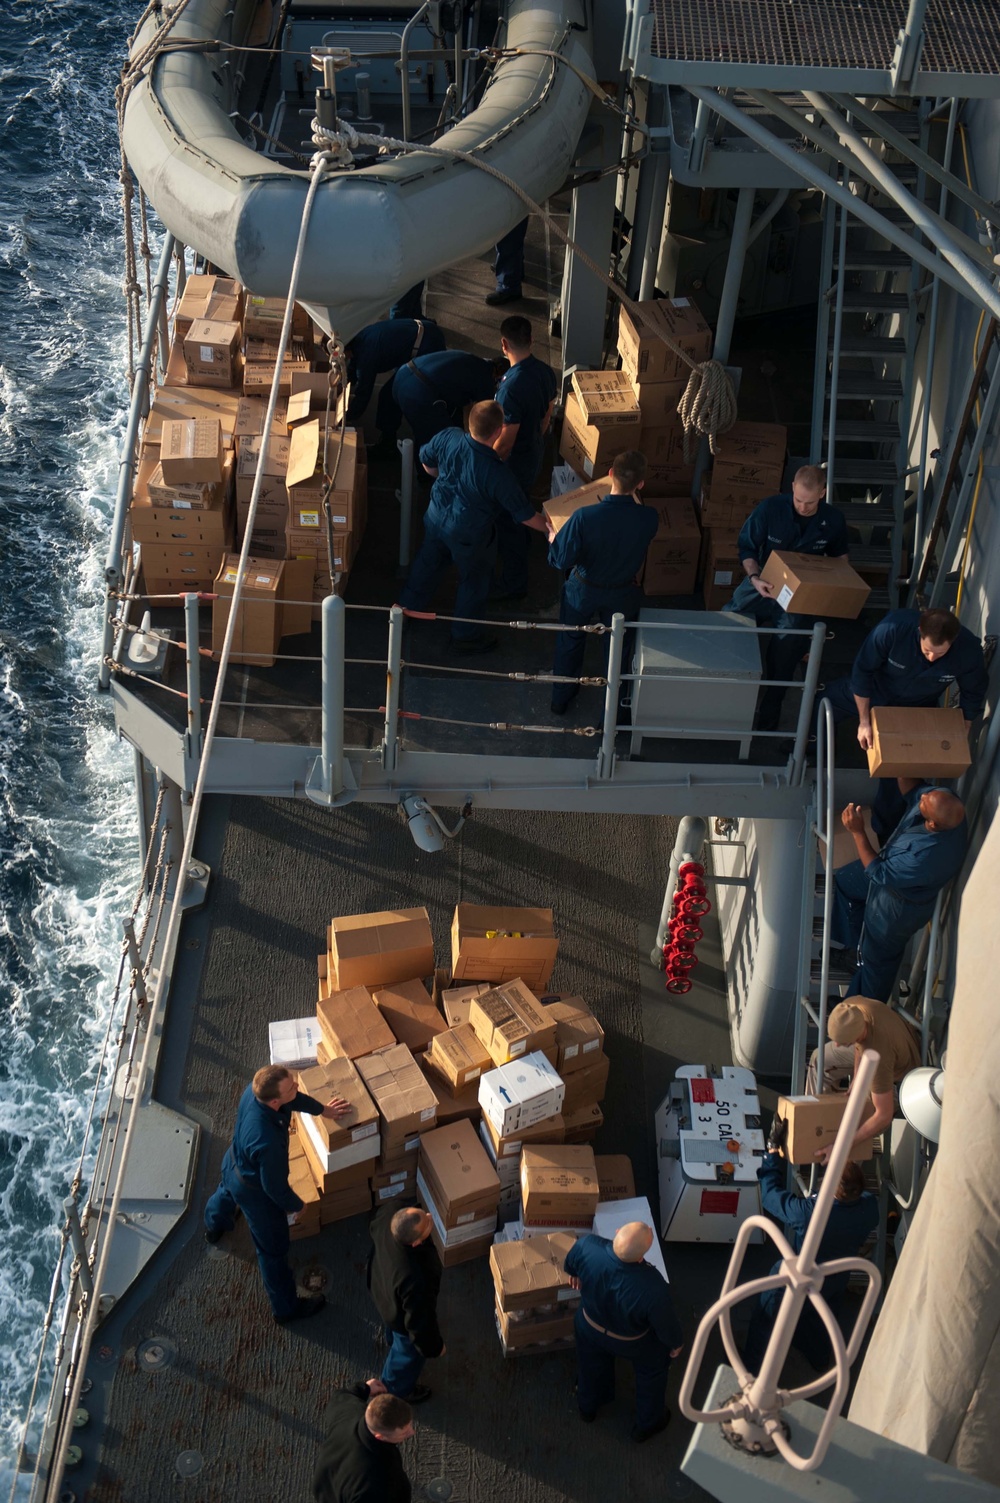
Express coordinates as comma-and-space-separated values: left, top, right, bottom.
268, 1016, 320, 1070
479, 1052, 565, 1138
299, 1109, 380, 1174
593, 1196, 669, 1283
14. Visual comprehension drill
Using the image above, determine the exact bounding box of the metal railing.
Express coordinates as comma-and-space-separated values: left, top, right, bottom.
790, 696, 836, 1100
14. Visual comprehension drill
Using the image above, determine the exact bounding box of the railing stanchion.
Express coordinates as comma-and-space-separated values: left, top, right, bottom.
789, 621, 827, 784
383, 605, 403, 771
183, 593, 202, 756
597, 613, 625, 780
397, 438, 414, 572
320, 595, 346, 800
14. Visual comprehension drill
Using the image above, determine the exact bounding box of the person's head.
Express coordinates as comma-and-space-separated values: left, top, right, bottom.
918, 787, 966, 832
252, 1065, 297, 1109
469, 399, 505, 443
918, 607, 961, 663
499, 315, 532, 360
791, 464, 827, 517
609, 450, 647, 495
365, 1393, 414, 1444
835, 1160, 866, 1203
613, 1221, 654, 1263
827, 999, 872, 1048
391, 1207, 432, 1247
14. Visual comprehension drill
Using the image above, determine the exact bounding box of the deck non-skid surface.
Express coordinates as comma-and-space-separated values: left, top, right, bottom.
86, 794, 758, 1503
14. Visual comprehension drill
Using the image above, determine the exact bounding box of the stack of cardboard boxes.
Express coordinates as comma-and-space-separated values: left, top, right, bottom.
130, 272, 367, 640
698, 421, 788, 610
417, 1119, 501, 1265
489, 1230, 579, 1355
293, 1057, 380, 1224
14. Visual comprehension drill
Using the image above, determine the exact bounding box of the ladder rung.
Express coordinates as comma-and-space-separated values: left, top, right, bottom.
829, 373, 904, 399
837, 501, 897, 525
836, 249, 912, 270
834, 291, 910, 312
829, 335, 907, 356
834, 459, 898, 482
832, 420, 902, 440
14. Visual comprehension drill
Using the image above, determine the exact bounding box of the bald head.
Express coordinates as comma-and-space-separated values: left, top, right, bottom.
391, 1207, 432, 1246
920, 788, 965, 831
613, 1222, 654, 1263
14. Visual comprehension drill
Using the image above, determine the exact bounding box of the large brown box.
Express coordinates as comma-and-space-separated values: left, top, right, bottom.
235, 395, 289, 440
595, 1155, 635, 1202
425, 1024, 492, 1091
174, 273, 242, 336
709, 421, 787, 491
242, 294, 311, 340
319, 1182, 374, 1226
418, 1118, 500, 1215
631, 375, 686, 426
759, 551, 870, 619
702, 530, 742, 611
495, 1302, 576, 1351
286, 420, 360, 526
130, 451, 233, 539
562, 1102, 604, 1143
866, 706, 971, 779
542, 478, 609, 535
617, 297, 712, 383
140, 542, 226, 581
774, 1093, 873, 1164
543, 999, 605, 1074
330, 908, 435, 991
183, 318, 241, 389
569, 370, 642, 428
419, 1059, 483, 1126
146, 385, 240, 448
430, 1226, 494, 1267
469, 978, 558, 1066
373, 978, 446, 1055
211, 554, 283, 666
560, 1055, 610, 1117
235, 433, 291, 513
480, 1111, 565, 1162
146, 460, 231, 512
642, 498, 700, 596
159, 417, 225, 486
451, 905, 558, 988
698, 480, 769, 532
520, 1144, 600, 1226
440, 981, 491, 1029
637, 422, 694, 488
490, 1230, 579, 1312
317, 985, 396, 1061
298, 1125, 376, 1195
560, 390, 642, 476
296, 1057, 380, 1153
357, 1044, 438, 1146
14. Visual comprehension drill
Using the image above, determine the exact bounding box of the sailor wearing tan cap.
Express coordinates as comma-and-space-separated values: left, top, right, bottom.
806, 997, 920, 1163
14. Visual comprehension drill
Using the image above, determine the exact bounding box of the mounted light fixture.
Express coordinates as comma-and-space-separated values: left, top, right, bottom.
399, 793, 472, 853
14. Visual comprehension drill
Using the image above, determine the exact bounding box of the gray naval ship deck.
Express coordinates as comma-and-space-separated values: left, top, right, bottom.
81, 227, 862, 1503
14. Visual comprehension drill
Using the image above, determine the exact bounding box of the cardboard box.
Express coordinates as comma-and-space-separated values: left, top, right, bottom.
774, 1093, 874, 1164
372, 1153, 419, 1187
709, 421, 787, 491
235, 396, 289, 440
319, 1181, 374, 1225
479, 1052, 565, 1138
866, 706, 971, 779
469, 978, 558, 1066
146, 386, 240, 448
419, 1060, 483, 1126
543, 999, 605, 1073
183, 318, 241, 388
560, 1054, 610, 1117
298, 1119, 377, 1193
642, 498, 700, 596
702, 530, 742, 611
631, 375, 686, 426
759, 551, 871, 619
296, 1057, 380, 1151
569, 370, 642, 428
373, 1178, 418, 1205
441, 982, 491, 1029
595, 1155, 635, 1203
139, 541, 226, 582
145, 461, 231, 512
521, 1145, 600, 1227
373, 978, 446, 1055
268, 1017, 320, 1070
159, 417, 225, 487
235, 433, 291, 512
418, 1118, 500, 1216
357, 1044, 438, 1145
543, 477, 609, 535
430, 1224, 495, 1267
491, 1230, 579, 1311
316, 985, 395, 1061
330, 908, 435, 992
425, 1024, 492, 1091
451, 906, 558, 988
211, 554, 285, 666
617, 297, 712, 384
495, 1302, 576, 1352
174, 274, 242, 336
242, 294, 311, 340
561, 390, 642, 473
562, 1102, 604, 1143
637, 422, 694, 487
480, 1111, 565, 1162
286, 420, 359, 525
698, 480, 768, 532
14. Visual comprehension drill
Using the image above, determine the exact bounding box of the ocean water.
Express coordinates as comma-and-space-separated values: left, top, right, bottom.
0, 0, 139, 1485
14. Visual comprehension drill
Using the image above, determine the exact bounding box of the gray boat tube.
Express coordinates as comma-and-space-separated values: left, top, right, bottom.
121, 0, 594, 335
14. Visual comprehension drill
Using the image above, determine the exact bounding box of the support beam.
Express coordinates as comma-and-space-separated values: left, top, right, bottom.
685, 87, 1000, 324
560, 161, 619, 370
713, 187, 755, 366
890, 0, 928, 95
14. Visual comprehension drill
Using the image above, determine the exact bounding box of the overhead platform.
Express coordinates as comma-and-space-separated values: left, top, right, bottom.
629, 0, 1000, 97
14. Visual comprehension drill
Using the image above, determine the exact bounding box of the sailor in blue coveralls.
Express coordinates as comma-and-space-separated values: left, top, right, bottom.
398, 400, 548, 653
832, 783, 967, 1001
822, 606, 986, 839
724, 466, 848, 730
205, 1065, 350, 1322
382, 351, 504, 451
492, 314, 557, 596
564, 1221, 683, 1443
743, 1140, 878, 1372
548, 450, 658, 714
389, 218, 529, 318
344, 317, 446, 432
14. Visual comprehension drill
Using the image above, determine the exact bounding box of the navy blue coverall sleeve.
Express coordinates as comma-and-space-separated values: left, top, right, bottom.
849, 618, 894, 699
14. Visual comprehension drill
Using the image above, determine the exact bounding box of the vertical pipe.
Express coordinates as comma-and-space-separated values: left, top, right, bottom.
814, 697, 836, 1081
914, 99, 958, 571
789, 623, 827, 784
597, 613, 625, 779
183, 593, 202, 755
826, 168, 850, 498
157, 299, 170, 381
398, 438, 414, 570
652, 815, 709, 960
688, 98, 712, 175
321, 595, 346, 800
383, 604, 403, 771
810, 193, 838, 463
400, 0, 431, 144
638, 151, 670, 303
626, 88, 665, 300
712, 186, 755, 367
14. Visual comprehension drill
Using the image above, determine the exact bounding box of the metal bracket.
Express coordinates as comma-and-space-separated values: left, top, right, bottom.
304, 756, 359, 808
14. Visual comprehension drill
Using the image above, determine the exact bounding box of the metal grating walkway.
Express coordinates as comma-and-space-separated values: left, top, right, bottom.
639, 0, 1000, 94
